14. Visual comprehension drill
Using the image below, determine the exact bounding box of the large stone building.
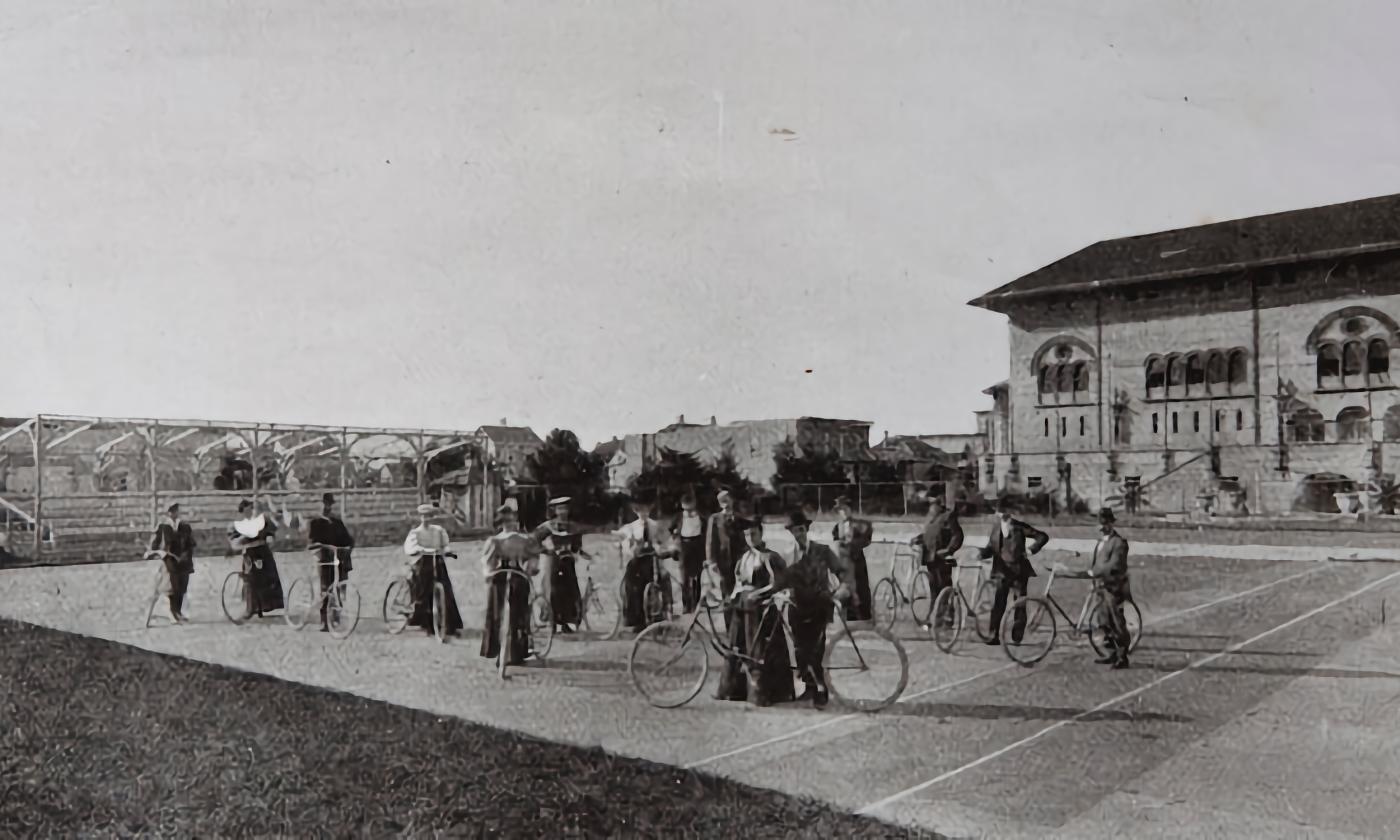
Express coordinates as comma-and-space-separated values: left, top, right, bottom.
971, 192, 1400, 515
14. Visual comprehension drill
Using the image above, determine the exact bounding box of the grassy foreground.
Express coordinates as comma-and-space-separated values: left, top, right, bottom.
0, 619, 938, 838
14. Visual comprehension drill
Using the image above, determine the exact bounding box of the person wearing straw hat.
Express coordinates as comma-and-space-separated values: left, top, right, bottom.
404, 502, 464, 637
308, 493, 355, 633
774, 508, 851, 709
1089, 506, 1132, 669
832, 496, 874, 622
228, 499, 285, 619
533, 496, 586, 633
480, 501, 542, 664
149, 502, 197, 624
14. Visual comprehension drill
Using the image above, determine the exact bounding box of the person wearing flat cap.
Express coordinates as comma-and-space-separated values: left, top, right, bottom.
228, 499, 285, 619
978, 497, 1050, 647
307, 493, 356, 632
480, 502, 543, 663
772, 509, 851, 709
533, 496, 588, 634
403, 502, 464, 637
832, 497, 874, 622
149, 503, 197, 623
1088, 507, 1132, 669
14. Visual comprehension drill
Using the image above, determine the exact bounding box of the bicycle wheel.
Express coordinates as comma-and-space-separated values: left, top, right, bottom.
970, 579, 996, 642
221, 571, 247, 625
432, 582, 447, 643
629, 619, 711, 708
1000, 596, 1056, 667
872, 578, 898, 631
531, 595, 554, 660
284, 577, 316, 630
643, 582, 667, 626
382, 578, 413, 635
144, 565, 167, 628
1088, 598, 1143, 657
929, 586, 964, 653
909, 570, 934, 627
824, 624, 909, 712
327, 582, 360, 640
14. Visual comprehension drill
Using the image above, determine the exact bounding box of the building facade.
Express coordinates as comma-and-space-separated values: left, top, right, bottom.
971, 193, 1400, 515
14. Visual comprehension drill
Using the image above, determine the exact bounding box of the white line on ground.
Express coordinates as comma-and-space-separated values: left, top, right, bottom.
682, 564, 1326, 770
855, 567, 1400, 818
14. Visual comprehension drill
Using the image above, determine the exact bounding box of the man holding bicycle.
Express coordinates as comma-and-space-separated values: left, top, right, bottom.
979, 497, 1049, 647
774, 509, 851, 709
307, 493, 355, 633
911, 494, 963, 623
1089, 507, 1132, 669
149, 503, 197, 624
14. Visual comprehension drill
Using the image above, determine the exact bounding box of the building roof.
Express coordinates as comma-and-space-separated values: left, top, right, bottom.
593, 438, 623, 460
476, 425, 544, 447
873, 436, 950, 463
970, 192, 1400, 312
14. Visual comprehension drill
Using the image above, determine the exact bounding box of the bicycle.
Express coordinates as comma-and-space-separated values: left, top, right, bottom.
998, 562, 1144, 667
870, 540, 934, 631
617, 542, 680, 630
221, 554, 284, 625
927, 558, 998, 653
285, 544, 361, 639
143, 550, 182, 628
628, 584, 910, 712
382, 551, 457, 643
484, 566, 553, 680
576, 553, 623, 639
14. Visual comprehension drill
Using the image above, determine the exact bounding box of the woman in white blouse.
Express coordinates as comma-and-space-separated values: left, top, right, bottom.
403, 503, 464, 637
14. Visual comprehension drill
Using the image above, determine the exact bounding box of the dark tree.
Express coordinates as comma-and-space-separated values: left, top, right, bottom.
524, 429, 610, 525
771, 440, 848, 488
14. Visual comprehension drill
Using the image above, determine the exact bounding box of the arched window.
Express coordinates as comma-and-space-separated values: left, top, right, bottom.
1317, 343, 1342, 389
1368, 339, 1391, 387
1337, 406, 1370, 442
1228, 349, 1249, 394
1145, 357, 1166, 399
1167, 355, 1186, 397
1073, 362, 1090, 397
1185, 353, 1205, 395
1057, 364, 1074, 399
1206, 351, 1228, 393
1343, 341, 1367, 387
1290, 408, 1325, 443
1038, 366, 1054, 399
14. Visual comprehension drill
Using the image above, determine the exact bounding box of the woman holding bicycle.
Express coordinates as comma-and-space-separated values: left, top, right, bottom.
715, 518, 795, 707
404, 503, 464, 637
533, 496, 585, 634
228, 500, 285, 619
480, 504, 541, 664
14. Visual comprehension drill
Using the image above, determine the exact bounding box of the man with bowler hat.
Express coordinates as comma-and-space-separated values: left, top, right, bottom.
978, 497, 1049, 647
308, 493, 355, 632
148, 503, 197, 623
774, 508, 851, 708
1089, 507, 1132, 669
911, 493, 963, 623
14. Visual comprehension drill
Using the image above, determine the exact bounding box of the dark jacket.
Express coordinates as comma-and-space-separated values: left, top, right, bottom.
913, 510, 963, 562
978, 517, 1050, 580
832, 518, 873, 553
1089, 531, 1129, 581
776, 540, 850, 614
149, 521, 197, 571
308, 513, 356, 574
705, 511, 750, 577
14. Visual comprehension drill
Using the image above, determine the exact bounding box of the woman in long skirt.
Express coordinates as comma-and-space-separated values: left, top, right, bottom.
404, 503, 464, 637
614, 494, 667, 632
480, 504, 540, 663
716, 519, 796, 706
228, 500, 285, 619
533, 496, 584, 633
833, 498, 874, 622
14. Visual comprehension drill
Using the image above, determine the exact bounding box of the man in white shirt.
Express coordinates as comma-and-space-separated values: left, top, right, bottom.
669, 494, 707, 612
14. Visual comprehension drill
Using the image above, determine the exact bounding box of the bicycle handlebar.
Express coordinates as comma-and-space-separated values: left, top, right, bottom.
144, 549, 178, 561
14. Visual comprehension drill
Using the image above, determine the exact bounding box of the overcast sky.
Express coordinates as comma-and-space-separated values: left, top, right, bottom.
4, 0, 1399, 447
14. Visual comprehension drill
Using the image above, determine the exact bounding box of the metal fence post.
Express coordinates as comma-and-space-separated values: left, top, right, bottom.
32, 414, 43, 558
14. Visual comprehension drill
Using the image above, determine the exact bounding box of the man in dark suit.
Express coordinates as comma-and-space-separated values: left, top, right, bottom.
911, 494, 963, 616
704, 489, 749, 599
979, 497, 1050, 646
1089, 507, 1132, 669
148, 503, 197, 623
775, 509, 851, 708
307, 493, 355, 632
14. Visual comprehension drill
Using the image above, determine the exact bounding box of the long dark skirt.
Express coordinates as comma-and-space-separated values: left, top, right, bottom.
408, 554, 464, 635
844, 547, 873, 622
622, 553, 658, 630
480, 571, 532, 663
677, 536, 705, 613
550, 554, 582, 627
242, 547, 284, 615
716, 601, 796, 706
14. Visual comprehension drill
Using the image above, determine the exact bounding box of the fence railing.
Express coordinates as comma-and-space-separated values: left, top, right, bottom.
772, 483, 940, 518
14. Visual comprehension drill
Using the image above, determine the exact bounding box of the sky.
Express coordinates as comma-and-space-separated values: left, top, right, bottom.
4, 0, 1400, 448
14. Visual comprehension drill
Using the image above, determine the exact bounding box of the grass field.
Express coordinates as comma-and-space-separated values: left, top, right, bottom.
0, 617, 936, 838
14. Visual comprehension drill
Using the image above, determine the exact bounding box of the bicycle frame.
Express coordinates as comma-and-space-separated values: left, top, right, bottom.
871, 539, 922, 603
1032, 568, 1109, 639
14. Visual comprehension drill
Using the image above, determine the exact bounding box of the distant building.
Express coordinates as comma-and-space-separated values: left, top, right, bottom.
475, 423, 545, 482
970, 191, 1400, 514
607, 416, 876, 492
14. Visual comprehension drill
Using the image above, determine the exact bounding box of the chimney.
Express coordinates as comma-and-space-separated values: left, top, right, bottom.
677, 414, 685, 425
499, 417, 508, 426
710, 415, 717, 426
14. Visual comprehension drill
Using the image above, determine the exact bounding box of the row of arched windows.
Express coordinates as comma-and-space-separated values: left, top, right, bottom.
1037, 362, 1092, 401
1288, 406, 1377, 443
1316, 339, 1390, 390
1145, 349, 1250, 399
